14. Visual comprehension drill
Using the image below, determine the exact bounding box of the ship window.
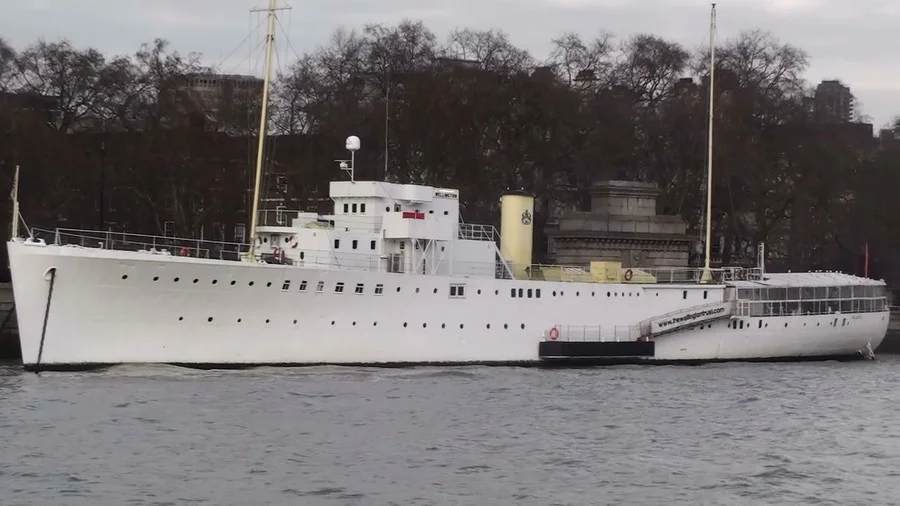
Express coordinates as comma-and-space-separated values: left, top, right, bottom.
703, 290, 708, 299
536, 289, 541, 298
758, 320, 762, 329
443, 211, 448, 215
518, 288, 523, 298
683, 290, 687, 299
316, 281, 324, 292
527, 289, 533, 298
300, 251, 305, 260
282, 281, 291, 291
370, 240, 376, 250
335, 282, 345, 293
385, 206, 390, 212
511, 288, 516, 298
352, 203, 357, 213
352, 240, 358, 250
374, 284, 384, 295
394, 204, 401, 212
360, 203, 366, 213
299, 280, 307, 292
429, 210, 434, 214
450, 284, 466, 298
334, 239, 340, 249
343, 203, 349, 213
354, 283, 364, 294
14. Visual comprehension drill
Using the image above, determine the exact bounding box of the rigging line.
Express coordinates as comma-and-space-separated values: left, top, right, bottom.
221, 38, 268, 77
215, 15, 268, 72
275, 15, 303, 63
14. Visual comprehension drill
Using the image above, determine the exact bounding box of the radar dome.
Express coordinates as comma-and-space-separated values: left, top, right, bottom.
345, 136, 361, 152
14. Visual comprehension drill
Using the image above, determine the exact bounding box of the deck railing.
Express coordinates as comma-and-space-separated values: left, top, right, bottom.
518, 264, 762, 285
458, 223, 498, 242
545, 324, 641, 342
32, 227, 250, 261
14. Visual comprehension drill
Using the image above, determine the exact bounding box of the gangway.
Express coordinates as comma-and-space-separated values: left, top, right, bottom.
640, 300, 735, 338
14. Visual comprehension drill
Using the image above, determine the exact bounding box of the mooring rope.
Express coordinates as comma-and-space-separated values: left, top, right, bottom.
34, 267, 57, 374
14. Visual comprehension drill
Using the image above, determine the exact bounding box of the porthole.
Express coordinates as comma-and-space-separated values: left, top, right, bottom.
230, 280, 236, 285
403, 322, 408, 327
477, 289, 482, 295
494, 290, 498, 295
607, 292, 611, 297
460, 324, 464, 329
396, 287, 401, 292
441, 323, 446, 329
212, 279, 218, 284
174, 277, 180, 282
352, 322, 356, 326
331, 321, 335, 325
576, 292, 579, 296
266, 282, 272, 287
520, 324, 525, 329
237, 318, 242, 323
422, 323, 427, 328
178, 316, 183, 321
503, 324, 508, 329
207, 317, 213, 322
121, 274, 128, 280
486, 324, 491, 329
265, 318, 270, 323
553, 291, 557, 296
193, 278, 199, 284
433, 288, 438, 294
249, 281, 255, 286
153, 276, 159, 281
373, 321, 378, 326
415, 288, 420, 293
293, 319, 298, 324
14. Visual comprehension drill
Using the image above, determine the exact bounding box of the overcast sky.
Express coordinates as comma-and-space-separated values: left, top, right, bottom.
2, 0, 898, 129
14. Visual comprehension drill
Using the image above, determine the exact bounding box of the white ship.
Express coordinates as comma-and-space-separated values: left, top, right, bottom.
5, 2, 890, 371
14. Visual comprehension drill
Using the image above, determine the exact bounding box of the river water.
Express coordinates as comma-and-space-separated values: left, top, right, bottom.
1, 357, 899, 505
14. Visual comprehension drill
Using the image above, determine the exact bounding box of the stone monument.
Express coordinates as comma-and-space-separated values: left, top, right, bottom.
545, 180, 693, 268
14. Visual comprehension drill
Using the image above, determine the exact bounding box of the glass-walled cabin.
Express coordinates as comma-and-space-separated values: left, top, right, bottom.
729, 285, 888, 317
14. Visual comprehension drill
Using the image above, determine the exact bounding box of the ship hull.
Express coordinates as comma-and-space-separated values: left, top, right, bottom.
8, 240, 890, 369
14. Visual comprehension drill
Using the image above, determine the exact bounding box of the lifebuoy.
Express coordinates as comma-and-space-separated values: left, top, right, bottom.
624, 269, 633, 281
548, 327, 559, 341
288, 235, 298, 249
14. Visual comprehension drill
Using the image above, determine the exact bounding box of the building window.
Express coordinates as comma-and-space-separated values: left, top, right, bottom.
233, 223, 246, 243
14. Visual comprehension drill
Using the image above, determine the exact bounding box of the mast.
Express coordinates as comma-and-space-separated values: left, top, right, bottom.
701, 3, 717, 283
247, 0, 288, 262
10, 164, 19, 240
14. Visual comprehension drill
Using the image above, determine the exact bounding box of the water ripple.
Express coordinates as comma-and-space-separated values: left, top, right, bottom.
0, 358, 899, 505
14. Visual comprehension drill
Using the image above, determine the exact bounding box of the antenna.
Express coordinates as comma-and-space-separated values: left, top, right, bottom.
701, 2, 717, 283
336, 135, 361, 182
